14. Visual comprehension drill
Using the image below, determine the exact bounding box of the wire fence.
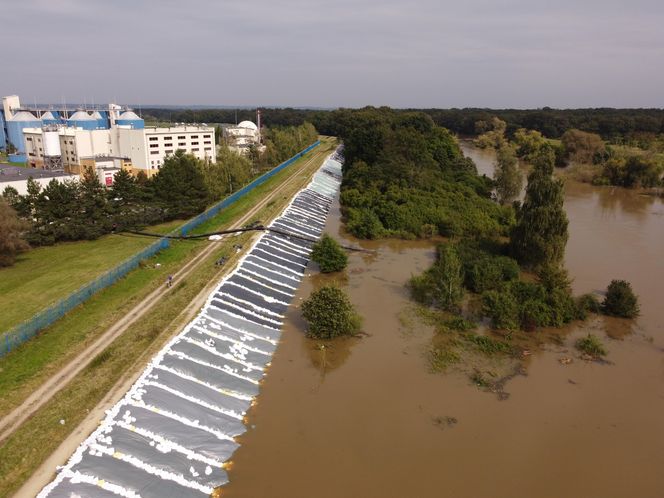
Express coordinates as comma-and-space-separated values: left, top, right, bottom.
1, 141, 320, 357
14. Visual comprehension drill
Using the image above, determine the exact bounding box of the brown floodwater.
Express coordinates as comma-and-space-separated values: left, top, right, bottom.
222, 143, 664, 498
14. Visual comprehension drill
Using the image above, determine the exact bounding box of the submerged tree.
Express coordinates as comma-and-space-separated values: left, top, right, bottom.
510, 145, 569, 269
408, 243, 464, 311
311, 233, 348, 273
494, 144, 523, 205
602, 280, 639, 318
301, 285, 361, 339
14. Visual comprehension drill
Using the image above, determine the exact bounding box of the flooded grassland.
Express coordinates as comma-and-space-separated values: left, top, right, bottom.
223, 144, 664, 498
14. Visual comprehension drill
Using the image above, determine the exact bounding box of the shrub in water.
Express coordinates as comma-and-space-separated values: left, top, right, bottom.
311, 233, 348, 273
576, 334, 607, 357
301, 285, 361, 339
602, 280, 639, 318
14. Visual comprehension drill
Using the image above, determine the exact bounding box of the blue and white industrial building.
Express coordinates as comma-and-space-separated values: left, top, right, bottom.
1, 95, 215, 177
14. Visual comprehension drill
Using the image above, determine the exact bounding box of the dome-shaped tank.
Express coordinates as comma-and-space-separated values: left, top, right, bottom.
116, 110, 144, 129
68, 110, 99, 130
237, 120, 258, 131
41, 111, 61, 124
6, 111, 41, 155
94, 110, 110, 129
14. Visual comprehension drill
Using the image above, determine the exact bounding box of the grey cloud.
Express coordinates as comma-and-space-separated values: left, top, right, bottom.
0, 0, 662, 107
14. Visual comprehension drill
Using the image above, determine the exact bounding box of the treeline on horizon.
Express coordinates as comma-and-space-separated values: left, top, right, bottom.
142, 106, 664, 142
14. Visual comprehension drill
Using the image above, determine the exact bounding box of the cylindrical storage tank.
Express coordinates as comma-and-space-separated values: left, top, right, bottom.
43, 131, 62, 157
7, 111, 41, 154
68, 110, 98, 130
116, 110, 144, 129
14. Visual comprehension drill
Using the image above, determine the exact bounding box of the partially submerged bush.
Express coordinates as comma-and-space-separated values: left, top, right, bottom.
576, 293, 601, 319
407, 244, 464, 311
301, 285, 361, 339
311, 233, 348, 273
576, 334, 607, 357
602, 280, 639, 318
482, 290, 519, 330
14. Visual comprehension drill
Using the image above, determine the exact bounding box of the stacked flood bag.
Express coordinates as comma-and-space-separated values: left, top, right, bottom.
39, 151, 344, 498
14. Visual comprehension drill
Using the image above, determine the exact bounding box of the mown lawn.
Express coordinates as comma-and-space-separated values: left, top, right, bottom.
0, 219, 182, 332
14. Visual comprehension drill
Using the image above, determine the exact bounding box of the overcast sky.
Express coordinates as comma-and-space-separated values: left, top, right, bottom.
1, 0, 663, 108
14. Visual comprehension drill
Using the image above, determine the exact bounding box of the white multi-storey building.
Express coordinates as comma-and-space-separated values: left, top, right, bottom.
141, 125, 216, 170
22, 122, 216, 177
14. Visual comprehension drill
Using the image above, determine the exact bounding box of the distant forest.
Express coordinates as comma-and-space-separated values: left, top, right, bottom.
142, 107, 664, 142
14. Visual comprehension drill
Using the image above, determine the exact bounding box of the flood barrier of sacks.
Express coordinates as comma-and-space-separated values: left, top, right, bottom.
38, 150, 343, 498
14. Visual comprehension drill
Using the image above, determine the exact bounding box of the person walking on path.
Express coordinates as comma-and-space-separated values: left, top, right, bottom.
166, 275, 173, 288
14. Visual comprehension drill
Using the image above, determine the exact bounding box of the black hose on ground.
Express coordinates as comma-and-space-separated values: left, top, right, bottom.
122, 227, 374, 253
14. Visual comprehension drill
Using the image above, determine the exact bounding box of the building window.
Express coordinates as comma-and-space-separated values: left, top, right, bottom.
149, 137, 158, 141
204, 141, 212, 145
150, 151, 159, 155
190, 135, 198, 139
178, 142, 186, 146
164, 143, 173, 147
165, 150, 173, 154
203, 134, 211, 139
150, 144, 159, 148
177, 136, 186, 139
192, 148, 199, 152
205, 147, 212, 151
191, 141, 199, 145
27, 137, 33, 141
163, 136, 172, 141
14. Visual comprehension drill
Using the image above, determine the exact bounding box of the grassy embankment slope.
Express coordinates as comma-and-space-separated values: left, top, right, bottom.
0, 220, 181, 332
0, 137, 336, 497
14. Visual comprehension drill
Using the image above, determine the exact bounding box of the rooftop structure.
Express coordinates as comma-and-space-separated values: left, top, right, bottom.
223, 111, 265, 156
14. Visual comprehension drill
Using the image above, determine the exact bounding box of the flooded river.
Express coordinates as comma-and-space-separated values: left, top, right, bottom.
223, 143, 664, 498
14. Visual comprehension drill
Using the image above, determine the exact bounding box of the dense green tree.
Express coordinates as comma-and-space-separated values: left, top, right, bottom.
602, 280, 639, 318
152, 151, 210, 219
474, 117, 507, 149
512, 128, 548, 161
408, 244, 464, 311
311, 234, 348, 273
510, 145, 569, 269
301, 285, 361, 339
201, 146, 252, 199
494, 144, 523, 204
110, 169, 140, 204
77, 167, 113, 239
0, 198, 29, 266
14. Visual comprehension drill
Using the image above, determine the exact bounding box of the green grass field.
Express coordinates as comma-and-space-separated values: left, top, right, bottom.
0, 220, 182, 332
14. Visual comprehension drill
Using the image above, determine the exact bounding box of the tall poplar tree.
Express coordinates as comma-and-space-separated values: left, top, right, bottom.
510, 145, 568, 269
494, 144, 523, 205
